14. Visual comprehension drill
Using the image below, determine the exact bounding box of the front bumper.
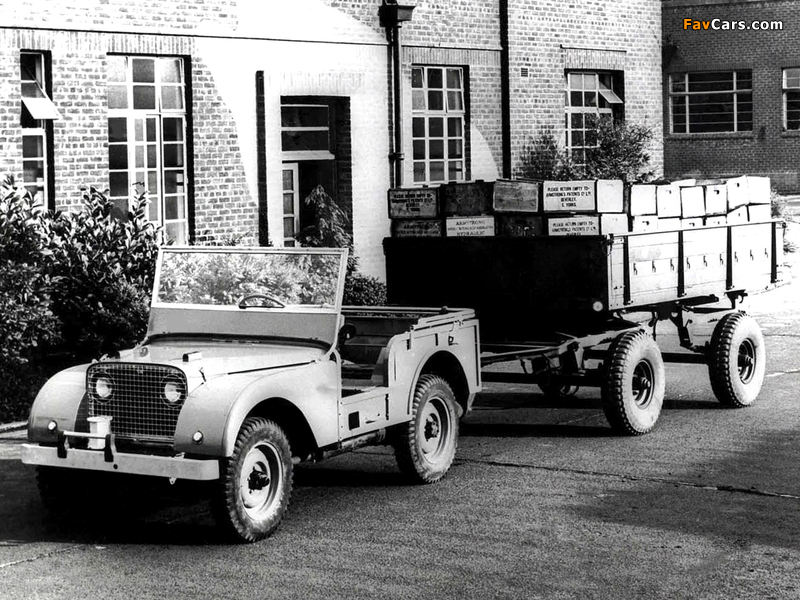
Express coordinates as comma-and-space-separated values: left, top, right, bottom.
22, 432, 220, 481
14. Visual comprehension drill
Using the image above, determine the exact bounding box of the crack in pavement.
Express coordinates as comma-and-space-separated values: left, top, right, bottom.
0, 544, 86, 570
455, 456, 800, 501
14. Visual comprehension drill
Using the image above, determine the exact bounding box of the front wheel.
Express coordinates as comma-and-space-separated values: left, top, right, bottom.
708, 312, 765, 407
212, 417, 293, 543
394, 375, 459, 484
601, 330, 665, 435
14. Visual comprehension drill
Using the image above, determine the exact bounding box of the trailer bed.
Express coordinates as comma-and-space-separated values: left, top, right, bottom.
384, 221, 783, 343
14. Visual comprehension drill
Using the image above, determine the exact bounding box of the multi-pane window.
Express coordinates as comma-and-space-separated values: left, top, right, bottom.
281, 164, 300, 246
107, 55, 189, 244
411, 66, 466, 184
669, 71, 753, 134
783, 68, 800, 131
565, 71, 623, 165
20, 51, 59, 207
281, 104, 333, 161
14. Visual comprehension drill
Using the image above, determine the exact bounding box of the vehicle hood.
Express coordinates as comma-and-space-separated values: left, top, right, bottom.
105, 340, 326, 392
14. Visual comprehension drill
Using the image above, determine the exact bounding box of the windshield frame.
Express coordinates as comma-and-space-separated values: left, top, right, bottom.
150, 246, 349, 314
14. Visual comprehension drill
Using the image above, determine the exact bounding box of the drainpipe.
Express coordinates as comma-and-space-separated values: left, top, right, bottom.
380, 1, 415, 188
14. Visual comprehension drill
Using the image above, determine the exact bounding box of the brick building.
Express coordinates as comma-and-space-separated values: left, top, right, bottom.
0, 0, 663, 278
663, 0, 800, 192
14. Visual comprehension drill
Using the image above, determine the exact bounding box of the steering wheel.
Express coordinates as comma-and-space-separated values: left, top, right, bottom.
237, 294, 286, 309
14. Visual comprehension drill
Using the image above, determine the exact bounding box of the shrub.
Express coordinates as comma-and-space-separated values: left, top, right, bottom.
0, 181, 160, 421
518, 132, 578, 181
295, 185, 387, 306
583, 120, 654, 183
520, 120, 655, 183
0, 178, 58, 421
43, 187, 159, 360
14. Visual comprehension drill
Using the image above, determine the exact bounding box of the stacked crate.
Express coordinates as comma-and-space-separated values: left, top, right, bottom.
629, 176, 773, 232
493, 179, 629, 237
387, 175, 773, 239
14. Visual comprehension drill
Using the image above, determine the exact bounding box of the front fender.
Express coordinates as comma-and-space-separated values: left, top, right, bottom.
174, 360, 338, 457
27, 365, 90, 444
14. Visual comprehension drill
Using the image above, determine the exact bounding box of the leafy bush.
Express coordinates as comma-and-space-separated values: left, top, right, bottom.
295, 185, 387, 306
0, 178, 59, 421
520, 120, 655, 183
518, 132, 580, 181
0, 180, 160, 421
43, 187, 160, 360
344, 271, 387, 306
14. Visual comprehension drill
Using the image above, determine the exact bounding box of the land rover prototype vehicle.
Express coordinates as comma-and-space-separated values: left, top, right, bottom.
23, 247, 481, 542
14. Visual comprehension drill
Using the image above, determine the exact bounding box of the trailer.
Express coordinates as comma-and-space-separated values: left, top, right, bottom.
384, 220, 785, 435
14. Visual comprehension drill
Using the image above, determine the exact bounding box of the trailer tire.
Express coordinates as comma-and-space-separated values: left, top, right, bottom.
708, 312, 765, 408
394, 374, 458, 484
212, 417, 293, 543
601, 330, 665, 436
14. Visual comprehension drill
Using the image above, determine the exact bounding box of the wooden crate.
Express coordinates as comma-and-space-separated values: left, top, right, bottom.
441, 181, 494, 216
748, 204, 772, 222
680, 186, 706, 218
704, 184, 727, 215
542, 179, 623, 213
632, 215, 659, 232
445, 216, 495, 237
547, 215, 600, 236
747, 176, 771, 204
391, 219, 443, 238
388, 187, 439, 219
629, 184, 657, 216
495, 214, 544, 237
493, 179, 542, 213
726, 176, 749, 210
656, 185, 681, 218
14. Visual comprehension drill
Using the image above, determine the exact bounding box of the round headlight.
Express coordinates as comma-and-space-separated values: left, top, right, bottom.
95, 376, 114, 400
162, 377, 186, 406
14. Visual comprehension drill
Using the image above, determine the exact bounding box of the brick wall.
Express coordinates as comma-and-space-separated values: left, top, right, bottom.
507, 0, 664, 178
0, 0, 665, 281
663, 0, 800, 192
0, 0, 237, 34
0, 25, 253, 240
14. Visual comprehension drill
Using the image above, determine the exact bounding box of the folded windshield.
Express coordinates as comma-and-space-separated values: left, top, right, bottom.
155, 248, 345, 309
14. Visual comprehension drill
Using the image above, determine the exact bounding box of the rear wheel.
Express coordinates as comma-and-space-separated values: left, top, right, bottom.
601, 330, 665, 435
213, 417, 293, 543
708, 312, 765, 407
394, 375, 459, 483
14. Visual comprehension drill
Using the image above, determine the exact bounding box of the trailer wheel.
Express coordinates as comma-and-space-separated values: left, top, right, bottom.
601, 330, 665, 435
213, 417, 293, 543
708, 312, 765, 408
394, 374, 458, 484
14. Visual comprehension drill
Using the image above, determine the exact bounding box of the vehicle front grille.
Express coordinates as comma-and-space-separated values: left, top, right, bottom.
86, 362, 187, 444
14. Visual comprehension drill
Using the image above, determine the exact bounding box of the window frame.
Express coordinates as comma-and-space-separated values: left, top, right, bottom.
564, 70, 624, 166
107, 54, 190, 244
281, 163, 300, 247
669, 70, 753, 135
783, 67, 800, 131
410, 65, 467, 186
20, 50, 58, 209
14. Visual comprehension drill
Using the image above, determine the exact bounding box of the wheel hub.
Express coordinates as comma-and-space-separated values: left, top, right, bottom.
632, 360, 655, 408
248, 469, 270, 491
738, 340, 757, 383
239, 442, 281, 513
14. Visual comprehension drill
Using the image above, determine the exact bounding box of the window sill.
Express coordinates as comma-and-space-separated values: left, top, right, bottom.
666, 132, 754, 141
780, 130, 800, 138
